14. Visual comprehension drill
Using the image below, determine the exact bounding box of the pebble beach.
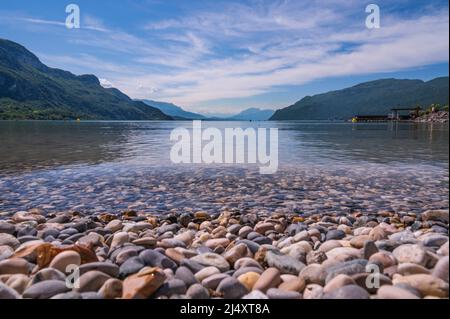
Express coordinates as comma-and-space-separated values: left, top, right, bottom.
0, 122, 448, 300
1, 186, 448, 299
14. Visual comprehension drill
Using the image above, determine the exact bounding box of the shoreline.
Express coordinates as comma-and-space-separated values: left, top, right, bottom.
1, 208, 448, 299
415, 111, 449, 124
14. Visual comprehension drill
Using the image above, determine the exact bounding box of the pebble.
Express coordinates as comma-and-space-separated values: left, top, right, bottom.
0, 205, 448, 300
393, 274, 449, 298
79, 262, 120, 277
242, 290, 269, 299
186, 283, 210, 299
423, 235, 448, 248
323, 274, 356, 293
205, 238, 230, 249
363, 240, 378, 259
154, 279, 187, 297
397, 263, 430, 276
237, 272, 260, 291
49, 251, 81, 273
77, 270, 112, 292
393, 244, 429, 266
0, 282, 20, 299
223, 243, 249, 265
323, 284, 370, 299
175, 266, 198, 286
279, 276, 305, 292
432, 256, 449, 282
23, 280, 70, 299
110, 232, 129, 250
376, 285, 420, 299
253, 268, 281, 293
195, 266, 220, 282
234, 257, 262, 270
139, 249, 177, 270
202, 273, 230, 290
119, 257, 145, 278
0, 245, 13, 262
300, 264, 328, 285
216, 277, 248, 299
30, 268, 65, 285
326, 230, 346, 241
238, 226, 253, 238
190, 253, 230, 272
266, 288, 301, 299
105, 220, 123, 233
5, 274, 29, 294
51, 291, 82, 299
303, 284, 324, 299
122, 267, 166, 299
0, 233, 20, 249
325, 259, 368, 283
422, 210, 449, 223
306, 250, 327, 265
0, 222, 15, 235
254, 223, 274, 235
265, 250, 305, 275
0, 258, 30, 275
99, 278, 123, 299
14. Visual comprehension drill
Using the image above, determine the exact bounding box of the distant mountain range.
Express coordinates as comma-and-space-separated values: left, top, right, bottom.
140, 100, 205, 120
227, 108, 274, 121
141, 100, 274, 121
0, 39, 171, 120
270, 77, 449, 120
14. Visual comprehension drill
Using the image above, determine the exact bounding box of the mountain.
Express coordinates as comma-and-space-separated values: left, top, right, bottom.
228, 108, 274, 121
0, 39, 171, 120
270, 77, 449, 120
140, 100, 205, 120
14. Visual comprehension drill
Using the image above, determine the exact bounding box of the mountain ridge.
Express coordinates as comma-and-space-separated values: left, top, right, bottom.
0, 38, 171, 120
227, 108, 274, 121
270, 77, 449, 120
139, 100, 205, 120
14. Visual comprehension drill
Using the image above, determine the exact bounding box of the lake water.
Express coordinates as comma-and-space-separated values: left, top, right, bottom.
0, 121, 448, 215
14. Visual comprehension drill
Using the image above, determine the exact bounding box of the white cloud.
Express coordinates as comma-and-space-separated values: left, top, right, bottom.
99, 78, 114, 88
5, 1, 448, 113
118, 8, 449, 110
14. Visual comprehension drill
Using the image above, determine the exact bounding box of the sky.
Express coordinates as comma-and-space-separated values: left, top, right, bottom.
0, 0, 449, 114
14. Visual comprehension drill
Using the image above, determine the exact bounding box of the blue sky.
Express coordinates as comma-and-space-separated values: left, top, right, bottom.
0, 0, 448, 114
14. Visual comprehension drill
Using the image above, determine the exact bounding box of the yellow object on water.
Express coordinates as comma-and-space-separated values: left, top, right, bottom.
351, 117, 358, 123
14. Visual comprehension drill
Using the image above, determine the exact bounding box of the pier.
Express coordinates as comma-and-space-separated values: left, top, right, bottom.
352, 107, 422, 122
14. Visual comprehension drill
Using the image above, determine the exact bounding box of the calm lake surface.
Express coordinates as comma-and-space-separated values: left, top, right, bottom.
0, 121, 448, 215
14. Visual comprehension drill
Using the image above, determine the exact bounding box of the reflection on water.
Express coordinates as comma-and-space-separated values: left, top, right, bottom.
0, 121, 448, 173
0, 121, 448, 214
